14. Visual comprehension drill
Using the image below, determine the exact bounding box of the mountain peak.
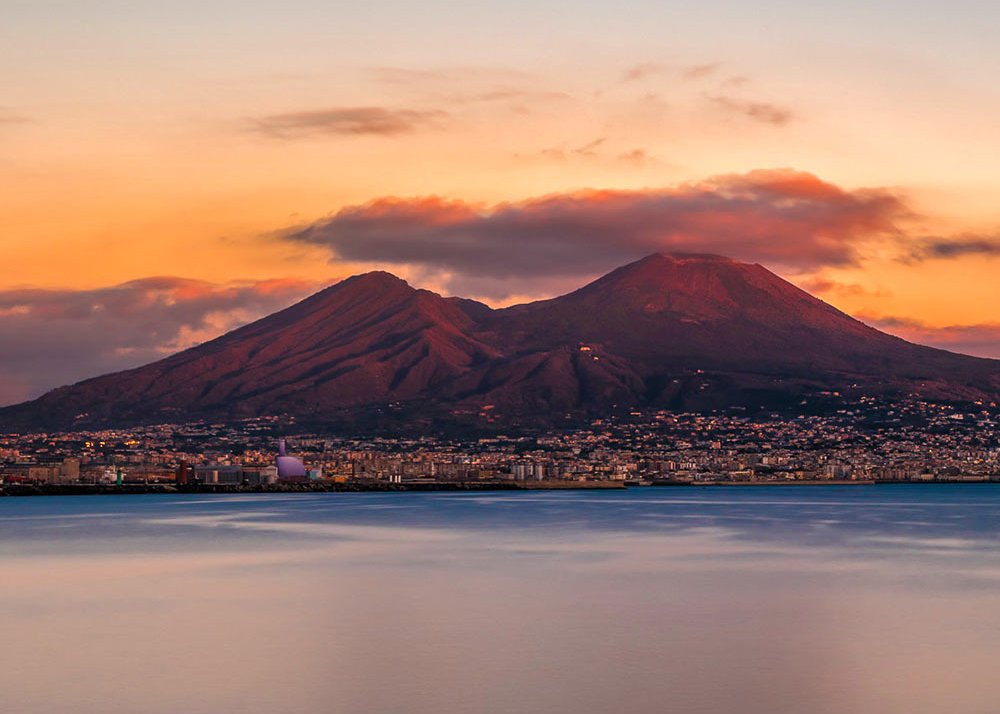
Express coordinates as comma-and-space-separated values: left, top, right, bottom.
637, 251, 739, 265
571, 251, 762, 303
596, 252, 752, 287
340, 270, 411, 290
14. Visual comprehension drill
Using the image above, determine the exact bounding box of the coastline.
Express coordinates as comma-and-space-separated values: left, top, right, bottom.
0, 479, 626, 497
2, 478, 998, 497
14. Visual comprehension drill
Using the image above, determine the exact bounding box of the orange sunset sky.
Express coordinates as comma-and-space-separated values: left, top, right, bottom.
1, 0, 999, 404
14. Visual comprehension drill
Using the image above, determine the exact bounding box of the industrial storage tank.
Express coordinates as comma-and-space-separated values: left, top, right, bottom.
276, 439, 307, 481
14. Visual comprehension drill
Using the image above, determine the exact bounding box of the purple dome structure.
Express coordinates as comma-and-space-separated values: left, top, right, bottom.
276, 439, 307, 481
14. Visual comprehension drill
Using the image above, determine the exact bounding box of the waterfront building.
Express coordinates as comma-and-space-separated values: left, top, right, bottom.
276, 439, 308, 483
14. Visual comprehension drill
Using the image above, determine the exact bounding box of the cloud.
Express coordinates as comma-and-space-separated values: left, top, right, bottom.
683, 63, 721, 80
529, 137, 609, 161
617, 149, 655, 165
0, 107, 31, 125
796, 277, 890, 298
0, 277, 315, 406
621, 62, 722, 84
250, 107, 447, 138
862, 316, 1000, 359
443, 87, 572, 108
365, 66, 568, 110
283, 169, 908, 299
621, 62, 721, 83
621, 62, 665, 83
708, 95, 795, 125
909, 235, 1000, 260
518, 140, 662, 168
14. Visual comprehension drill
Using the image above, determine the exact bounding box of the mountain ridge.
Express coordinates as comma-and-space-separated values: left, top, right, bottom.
3, 252, 999, 432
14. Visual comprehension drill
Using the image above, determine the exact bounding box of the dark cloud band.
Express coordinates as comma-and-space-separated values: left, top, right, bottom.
863, 315, 1000, 360
285, 169, 907, 297
251, 106, 447, 138
914, 236, 1000, 259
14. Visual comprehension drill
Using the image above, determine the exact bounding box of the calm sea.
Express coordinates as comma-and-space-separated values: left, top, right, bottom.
3, 485, 1000, 714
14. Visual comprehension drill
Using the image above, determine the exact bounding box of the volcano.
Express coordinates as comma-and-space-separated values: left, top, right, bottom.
3, 253, 999, 431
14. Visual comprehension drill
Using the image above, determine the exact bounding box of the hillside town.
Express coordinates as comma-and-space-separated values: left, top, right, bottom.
2, 395, 999, 492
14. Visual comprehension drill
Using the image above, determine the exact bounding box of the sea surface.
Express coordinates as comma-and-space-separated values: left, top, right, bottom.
3, 485, 1000, 714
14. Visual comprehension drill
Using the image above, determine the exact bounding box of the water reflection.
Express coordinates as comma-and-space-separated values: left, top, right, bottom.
2, 486, 1000, 714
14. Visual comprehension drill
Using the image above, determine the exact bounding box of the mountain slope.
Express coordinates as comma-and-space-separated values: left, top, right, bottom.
4, 272, 499, 427
491, 253, 978, 373
3, 253, 999, 431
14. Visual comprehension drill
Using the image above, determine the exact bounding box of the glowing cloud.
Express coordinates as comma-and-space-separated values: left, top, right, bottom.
285, 169, 908, 297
